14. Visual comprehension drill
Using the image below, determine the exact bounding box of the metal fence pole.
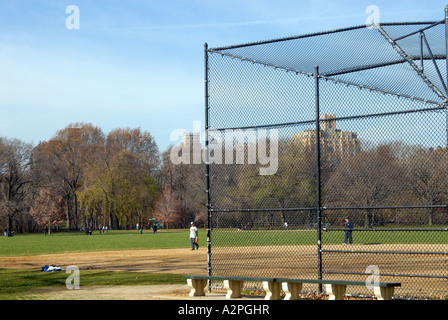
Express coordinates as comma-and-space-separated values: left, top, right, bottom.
444, 7, 448, 207
315, 65, 323, 293
445, 6, 448, 83
420, 31, 424, 72
204, 42, 212, 292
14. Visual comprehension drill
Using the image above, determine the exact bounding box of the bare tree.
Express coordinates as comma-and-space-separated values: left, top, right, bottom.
153, 185, 181, 229
34, 123, 105, 230
405, 147, 448, 225
0, 138, 35, 236
160, 147, 205, 227
324, 145, 405, 227
29, 186, 66, 232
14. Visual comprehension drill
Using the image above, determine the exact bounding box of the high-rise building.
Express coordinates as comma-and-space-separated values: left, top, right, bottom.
291, 114, 361, 161
182, 132, 201, 149
181, 132, 202, 164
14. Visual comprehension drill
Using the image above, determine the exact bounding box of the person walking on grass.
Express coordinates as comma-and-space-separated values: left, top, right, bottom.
190, 222, 199, 250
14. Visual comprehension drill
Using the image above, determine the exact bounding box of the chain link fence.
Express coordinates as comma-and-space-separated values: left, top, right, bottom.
205, 19, 448, 299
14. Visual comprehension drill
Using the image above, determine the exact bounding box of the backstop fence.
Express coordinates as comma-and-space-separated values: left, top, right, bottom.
204, 13, 448, 300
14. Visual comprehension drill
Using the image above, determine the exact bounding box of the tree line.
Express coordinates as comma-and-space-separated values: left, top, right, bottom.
2, 123, 446, 235
0, 123, 205, 235
209, 140, 448, 229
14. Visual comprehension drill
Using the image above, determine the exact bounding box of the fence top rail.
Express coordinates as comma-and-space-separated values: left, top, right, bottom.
209, 21, 443, 51
207, 20, 448, 104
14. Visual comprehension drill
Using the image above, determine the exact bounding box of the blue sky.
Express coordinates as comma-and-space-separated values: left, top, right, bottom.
0, 0, 447, 152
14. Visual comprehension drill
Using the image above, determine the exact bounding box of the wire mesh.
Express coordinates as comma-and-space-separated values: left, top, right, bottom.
206, 20, 448, 299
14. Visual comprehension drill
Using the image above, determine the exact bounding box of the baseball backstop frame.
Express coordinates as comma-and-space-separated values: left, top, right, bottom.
204, 8, 448, 299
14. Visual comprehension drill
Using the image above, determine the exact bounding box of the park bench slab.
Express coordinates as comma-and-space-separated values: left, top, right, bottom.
183, 275, 277, 299
275, 278, 401, 300
183, 275, 401, 300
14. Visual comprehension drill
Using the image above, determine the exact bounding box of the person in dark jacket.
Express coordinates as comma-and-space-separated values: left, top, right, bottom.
343, 217, 353, 245
153, 223, 158, 234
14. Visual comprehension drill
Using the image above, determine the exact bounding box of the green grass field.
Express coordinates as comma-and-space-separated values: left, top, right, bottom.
0, 229, 206, 257
213, 227, 448, 246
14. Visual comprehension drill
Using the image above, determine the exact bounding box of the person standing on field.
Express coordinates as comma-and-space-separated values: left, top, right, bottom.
343, 217, 353, 245
190, 222, 199, 250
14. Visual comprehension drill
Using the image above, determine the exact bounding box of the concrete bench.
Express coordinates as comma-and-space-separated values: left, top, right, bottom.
183, 275, 401, 300
183, 275, 278, 299
276, 278, 401, 300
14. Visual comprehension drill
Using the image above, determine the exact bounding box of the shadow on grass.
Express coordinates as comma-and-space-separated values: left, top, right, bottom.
0, 268, 184, 300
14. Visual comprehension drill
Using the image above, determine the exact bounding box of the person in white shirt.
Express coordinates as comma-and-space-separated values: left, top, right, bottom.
189, 222, 199, 250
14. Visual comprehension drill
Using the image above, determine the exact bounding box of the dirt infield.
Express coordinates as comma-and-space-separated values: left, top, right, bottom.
0, 248, 208, 275
2, 244, 447, 299
211, 243, 448, 299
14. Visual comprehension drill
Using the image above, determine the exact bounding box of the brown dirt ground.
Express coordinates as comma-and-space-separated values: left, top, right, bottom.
0, 248, 208, 300
2, 243, 447, 299
0, 248, 208, 274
